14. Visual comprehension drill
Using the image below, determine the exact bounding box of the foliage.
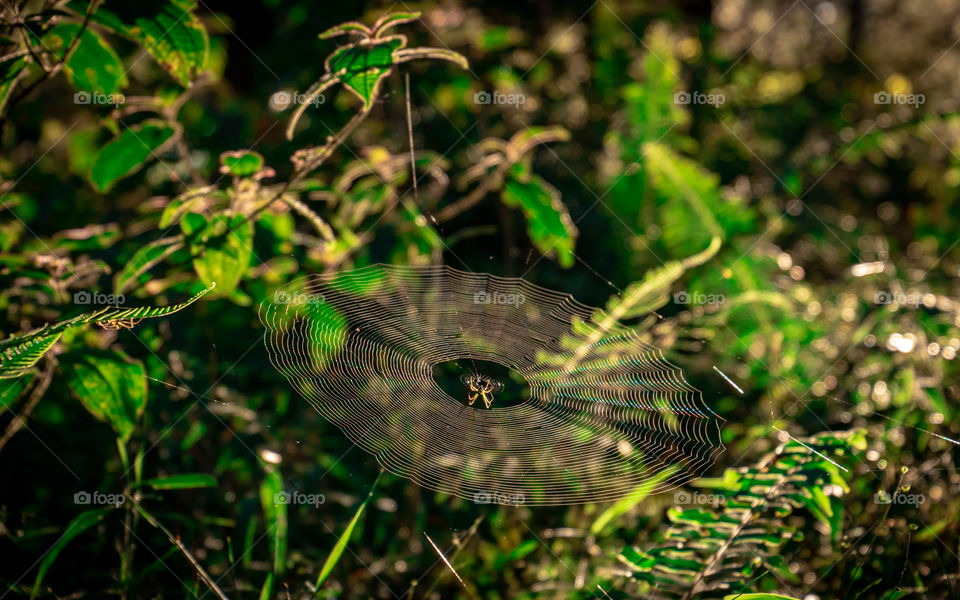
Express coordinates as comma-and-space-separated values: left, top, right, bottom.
619, 430, 865, 598
1, 1, 958, 599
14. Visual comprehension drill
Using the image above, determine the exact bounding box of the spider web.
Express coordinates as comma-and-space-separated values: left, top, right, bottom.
259, 264, 723, 506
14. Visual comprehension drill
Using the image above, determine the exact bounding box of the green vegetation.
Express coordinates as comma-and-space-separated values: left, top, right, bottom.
1, 1, 958, 598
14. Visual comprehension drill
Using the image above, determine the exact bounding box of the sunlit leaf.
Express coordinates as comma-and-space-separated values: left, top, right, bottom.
314, 472, 382, 593
0, 285, 213, 379
114, 237, 184, 294
140, 473, 217, 490
90, 120, 176, 192
0, 371, 34, 415
259, 469, 288, 576
43, 23, 127, 95
327, 38, 403, 110
0, 56, 28, 115
30, 509, 111, 599
591, 465, 681, 535
74, 0, 209, 87
182, 213, 253, 296
501, 166, 577, 268
60, 350, 146, 441
219, 150, 264, 177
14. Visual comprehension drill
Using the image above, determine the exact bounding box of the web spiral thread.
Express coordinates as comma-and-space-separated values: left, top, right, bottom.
260, 265, 723, 506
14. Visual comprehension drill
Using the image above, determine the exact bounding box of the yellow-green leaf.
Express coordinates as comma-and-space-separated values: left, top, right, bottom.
140, 473, 217, 490
90, 120, 175, 192
75, 0, 209, 87
43, 23, 127, 95
60, 350, 146, 442
182, 213, 253, 296
501, 169, 577, 268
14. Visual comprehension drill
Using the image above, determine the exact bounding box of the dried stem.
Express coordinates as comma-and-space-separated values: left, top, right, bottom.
0, 354, 56, 453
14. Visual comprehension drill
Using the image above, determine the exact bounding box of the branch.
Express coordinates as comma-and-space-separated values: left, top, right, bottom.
128, 499, 230, 600
0, 354, 56, 453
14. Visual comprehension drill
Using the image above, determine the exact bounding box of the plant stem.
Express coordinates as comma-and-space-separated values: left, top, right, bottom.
0, 355, 55, 453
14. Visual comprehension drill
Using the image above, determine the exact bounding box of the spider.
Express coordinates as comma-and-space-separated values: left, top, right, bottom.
460, 373, 503, 408
96, 318, 144, 330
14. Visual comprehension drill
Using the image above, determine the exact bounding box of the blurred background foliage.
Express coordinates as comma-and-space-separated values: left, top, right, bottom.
1, 0, 960, 598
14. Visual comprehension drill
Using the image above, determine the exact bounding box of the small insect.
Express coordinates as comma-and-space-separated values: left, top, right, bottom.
96, 318, 144, 330
460, 373, 503, 408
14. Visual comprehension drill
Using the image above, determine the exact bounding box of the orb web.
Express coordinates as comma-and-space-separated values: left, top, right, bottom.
260, 264, 723, 505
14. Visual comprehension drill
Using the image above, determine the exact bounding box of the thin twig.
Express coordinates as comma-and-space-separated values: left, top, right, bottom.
432, 164, 507, 224
128, 498, 230, 600
405, 72, 418, 201
0, 354, 55, 453
421, 516, 483, 598
2, 0, 100, 131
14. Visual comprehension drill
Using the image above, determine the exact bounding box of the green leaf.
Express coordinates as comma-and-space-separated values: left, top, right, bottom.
326, 38, 403, 109
0, 285, 213, 379
318, 21, 371, 40
159, 185, 220, 228
0, 56, 28, 115
314, 472, 382, 593
114, 237, 184, 294
494, 539, 539, 570
0, 371, 34, 415
258, 572, 274, 600
501, 168, 578, 268
74, 0, 209, 87
604, 236, 721, 319
259, 469, 288, 575
219, 150, 264, 177
643, 142, 753, 258
370, 12, 421, 36
182, 214, 253, 296
90, 120, 175, 192
723, 595, 802, 600
60, 350, 146, 442
140, 473, 217, 490
43, 23, 127, 95
31, 509, 111, 599
591, 464, 681, 535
